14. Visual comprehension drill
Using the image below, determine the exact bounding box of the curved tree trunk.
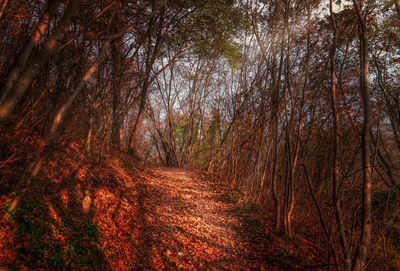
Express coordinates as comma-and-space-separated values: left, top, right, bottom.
0, 0, 79, 122
128, 82, 148, 156
127, 5, 165, 156
351, 1, 372, 270
0, 0, 59, 105
14, 40, 109, 193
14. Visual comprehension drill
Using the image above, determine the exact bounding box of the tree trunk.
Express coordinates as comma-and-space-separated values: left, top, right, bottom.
14, 40, 109, 193
329, 1, 351, 269
395, 0, 400, 19
127, 5, 164, 155
271, 31, 283, 232
351, 1, 372, 270
0, 0, 79, 122
0, 0, 9, 20
301, 160, 339, 270
283, 0, 294, 238
128, 81, 148, 156
0, 0, 58, 105
271, 21, 287, 232
111, 6, 123, 150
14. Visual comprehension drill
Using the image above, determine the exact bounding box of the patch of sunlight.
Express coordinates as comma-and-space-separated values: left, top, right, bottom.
76, 183, 82, 191
47, 202, 66, 244
68, 141, 82, 153
108, 161, 134, 183
77, 167, 87, 180
48, 201, 60, 222
180, 187, 209, 195
82, 191, 92, 213
181, 193, 192, 199
53, 177, 62, 183
94, 188, 116, 205
114, 167, 133, 182
150, 246, 166, 270
60, 189, 69, 208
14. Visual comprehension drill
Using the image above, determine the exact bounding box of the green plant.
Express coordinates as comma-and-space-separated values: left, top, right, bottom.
85, 223, 99, 237
223, 191, 235, 203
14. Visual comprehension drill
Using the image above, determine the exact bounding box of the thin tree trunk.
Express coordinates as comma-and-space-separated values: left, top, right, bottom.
111, 5, 123, 150
14, 40, 109, 192
128, 81, 148, 155
286, 0, 311, 239
2, 41, 110, 220
0, 0, 9, 20
85, 118, 93, 151
14, 41, 110, 191
351, 1, 372, 270
0, 0, 79, 122
329, 0, 351, 269
395, 0, 400, 19
283, 0, 293, 237
283, 130, 291, 236
0, 0, 58, 105
128, 5, 164, 155
271, 29, 284, 232
301, 160, 339, 270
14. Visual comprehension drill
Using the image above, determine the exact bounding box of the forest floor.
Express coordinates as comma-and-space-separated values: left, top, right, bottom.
124, 167, 292, 270
0, 140, 318, 270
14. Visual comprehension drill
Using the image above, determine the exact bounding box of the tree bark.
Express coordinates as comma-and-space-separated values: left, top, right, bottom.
351, 1, 372, 270
0, 0, 79, 122
301, 160, 339, 270
271, 29, 283, 232
14, 40, 110, 192
127, 82, 148, 156
286, 0, 311, 239
0, 0, 59, 105
128, 5, 164, 155
283, 0, 293, 238
0, 0, 9, 20
111, 5, 123, 150
329, 1, 351, 269
395, 0, 400, 19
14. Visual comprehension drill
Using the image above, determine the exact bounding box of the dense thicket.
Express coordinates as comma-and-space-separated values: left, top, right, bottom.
1, 0, 399, 270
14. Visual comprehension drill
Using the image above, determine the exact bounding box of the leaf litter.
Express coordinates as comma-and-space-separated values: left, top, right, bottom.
0, 141, 318, 270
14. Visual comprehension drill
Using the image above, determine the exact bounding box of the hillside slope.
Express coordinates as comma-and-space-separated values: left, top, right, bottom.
0, 143, 316, 270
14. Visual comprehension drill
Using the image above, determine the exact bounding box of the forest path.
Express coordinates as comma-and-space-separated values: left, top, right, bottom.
134, 167, 278, 270
0, 156, 295, 270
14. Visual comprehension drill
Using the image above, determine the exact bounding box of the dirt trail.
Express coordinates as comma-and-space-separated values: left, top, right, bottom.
0, 160, 292, 270
134, 167, 276, 270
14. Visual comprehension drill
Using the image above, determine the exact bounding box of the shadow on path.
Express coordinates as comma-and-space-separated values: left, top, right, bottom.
131, 167, 279, 270
1, 149, 284, 270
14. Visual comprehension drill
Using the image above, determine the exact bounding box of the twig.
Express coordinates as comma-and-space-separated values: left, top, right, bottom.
295, 233, 322, 250
0, 153, 23, 168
